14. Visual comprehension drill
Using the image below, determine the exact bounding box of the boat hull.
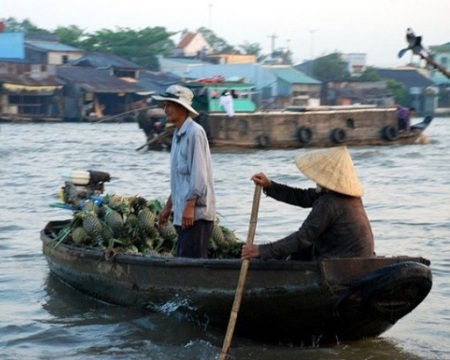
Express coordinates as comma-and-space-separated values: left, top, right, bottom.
206, 109, 428, 149
41, 220, 432, 345
141, 109, 432, 150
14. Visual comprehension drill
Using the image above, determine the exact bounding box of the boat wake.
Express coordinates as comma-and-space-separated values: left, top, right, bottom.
417, 134, 430, 144
150, 298, 198, 315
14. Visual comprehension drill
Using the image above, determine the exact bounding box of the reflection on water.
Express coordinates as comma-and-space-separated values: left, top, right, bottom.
0, 119, 449, 359
41, 274, 427, 360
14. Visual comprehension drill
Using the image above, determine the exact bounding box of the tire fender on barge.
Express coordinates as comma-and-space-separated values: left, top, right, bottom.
296, 126, 313, 144
381, 125, 399, 141
330, 128, 347, 144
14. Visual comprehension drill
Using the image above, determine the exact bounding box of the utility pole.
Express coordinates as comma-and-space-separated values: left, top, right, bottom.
286, 39, 291, 64
268, 33, 278, 57
309, 29, 317, 60
208, 3, 213, 29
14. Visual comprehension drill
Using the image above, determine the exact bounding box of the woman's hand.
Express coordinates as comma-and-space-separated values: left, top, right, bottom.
241, 243, 261, 260
251, 172, 272, 188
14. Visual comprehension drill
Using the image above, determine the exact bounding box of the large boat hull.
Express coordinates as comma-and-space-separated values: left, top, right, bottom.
205, 109, 430, 149
141, 109, 433, 151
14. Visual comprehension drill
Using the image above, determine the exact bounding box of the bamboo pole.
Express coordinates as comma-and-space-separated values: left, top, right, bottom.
420, 53, 450, 79
219, 184, 262, 360
92, 106, 157, 124
135, 129, 173, 151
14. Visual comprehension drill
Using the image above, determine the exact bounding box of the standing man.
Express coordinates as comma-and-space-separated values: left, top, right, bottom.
219, 90, 235, 117
153, 85, 216, 258
396, 104, 415, 132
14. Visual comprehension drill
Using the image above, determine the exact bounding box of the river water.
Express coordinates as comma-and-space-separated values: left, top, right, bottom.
0, 118, 449, 360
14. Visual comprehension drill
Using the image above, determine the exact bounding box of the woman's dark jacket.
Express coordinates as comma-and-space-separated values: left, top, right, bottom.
259, 181, 375, 260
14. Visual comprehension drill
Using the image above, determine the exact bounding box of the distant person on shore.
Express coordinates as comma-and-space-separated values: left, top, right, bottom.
153, 85, 216, 258
219, 90, 235, 117
396, 104, 415, 132
241, 146, 375, 261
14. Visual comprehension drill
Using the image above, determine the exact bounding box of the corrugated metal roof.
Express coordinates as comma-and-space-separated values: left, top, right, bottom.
0, 73, 64, 86
376, 68, 434, 88
164, 57, 206, 65
178, 63, 258, 80
138, 70, 181, 93
25, 40, 81, 52
57, 66, 148, 93
70, 52, 142, 69
265, 66, 321, 85
0, 58, 33, 63
57, 67, 180, 94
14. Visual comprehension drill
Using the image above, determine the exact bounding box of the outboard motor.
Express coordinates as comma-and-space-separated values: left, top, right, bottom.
60, 170, 111, 209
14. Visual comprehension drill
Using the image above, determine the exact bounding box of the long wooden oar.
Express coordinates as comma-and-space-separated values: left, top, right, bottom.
135, 129, 173, 151
92, 106, 152, 124
220, 184, 262, 360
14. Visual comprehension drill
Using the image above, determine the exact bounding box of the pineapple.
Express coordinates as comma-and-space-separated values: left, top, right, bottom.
83, 200, 100, 215
124, 213, 138, 227
211, 219, 226, 247
137, 207, 156, 233
72, 226, 89, 245
83, 212, 104, 246
222, 226, 238, 244
103, 206, 124, 237
158, 221, 177, 243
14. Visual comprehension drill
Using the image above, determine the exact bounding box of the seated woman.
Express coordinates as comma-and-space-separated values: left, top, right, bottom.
242, 146, 375, 261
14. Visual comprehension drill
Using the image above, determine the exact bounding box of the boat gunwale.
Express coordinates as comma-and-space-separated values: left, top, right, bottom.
41, 220, 430, 276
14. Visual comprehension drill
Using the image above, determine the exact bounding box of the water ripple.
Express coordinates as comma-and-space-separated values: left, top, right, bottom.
1, 118, 449, 359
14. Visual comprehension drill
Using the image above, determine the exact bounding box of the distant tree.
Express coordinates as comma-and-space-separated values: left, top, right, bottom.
54, 25, 87, 47
312, 53, 351, 82
386, 79, 411, 105
78, 27, 176, 70
271, 48, 293, 65
196, 27, 234, 53
239, 42, 262, 57
355, 66, 381, 82
4, 17, 50, 35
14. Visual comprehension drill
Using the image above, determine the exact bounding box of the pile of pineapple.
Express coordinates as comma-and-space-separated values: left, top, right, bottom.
53, 193, 244, 259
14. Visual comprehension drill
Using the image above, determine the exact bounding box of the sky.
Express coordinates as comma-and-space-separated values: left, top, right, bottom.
2, 0, 449, 67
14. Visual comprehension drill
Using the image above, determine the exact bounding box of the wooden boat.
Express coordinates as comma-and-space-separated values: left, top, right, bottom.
41, 219, 432, 345
201, 110, 433, 149
138, 80, 433, 151
139, 111, 433, 151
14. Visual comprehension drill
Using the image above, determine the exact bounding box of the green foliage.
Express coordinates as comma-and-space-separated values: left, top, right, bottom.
77, 27, 177, 70
4, 17, 50, 35
5, 17, 264, 70
197, 27, 234, 53
53, 194, 243, 259
239, 42, 262, 57
312, 53, 351, 82
54, 25, 86, 47
387, 80, 411, 105
5, 17, 176, 71
355, 66, 381, 82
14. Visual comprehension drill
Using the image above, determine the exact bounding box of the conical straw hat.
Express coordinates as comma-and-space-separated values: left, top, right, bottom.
295, 146, 364, 197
